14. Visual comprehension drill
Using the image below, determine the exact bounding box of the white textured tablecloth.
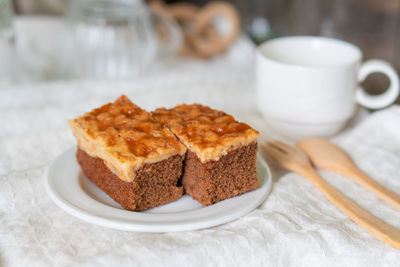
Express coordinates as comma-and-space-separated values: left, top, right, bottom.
1, 20, 400, 267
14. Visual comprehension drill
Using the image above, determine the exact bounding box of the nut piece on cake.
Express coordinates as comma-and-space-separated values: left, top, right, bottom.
152, 104, 260, 206
69, 95, 187, 211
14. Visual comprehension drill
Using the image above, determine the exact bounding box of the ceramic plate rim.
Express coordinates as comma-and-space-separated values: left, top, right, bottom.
45, 147, 272, 232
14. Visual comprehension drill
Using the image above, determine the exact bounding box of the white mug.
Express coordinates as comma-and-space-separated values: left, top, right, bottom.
256, 36, 400, 139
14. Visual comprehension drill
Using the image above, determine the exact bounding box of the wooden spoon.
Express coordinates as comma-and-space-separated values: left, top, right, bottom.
297, 138, 400, 210
263, 141, 400, 250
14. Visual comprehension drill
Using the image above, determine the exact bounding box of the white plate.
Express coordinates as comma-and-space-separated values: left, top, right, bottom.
45, 147, 272, 232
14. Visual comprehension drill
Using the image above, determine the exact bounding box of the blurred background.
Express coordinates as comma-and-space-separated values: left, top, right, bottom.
2, 0, 400, 101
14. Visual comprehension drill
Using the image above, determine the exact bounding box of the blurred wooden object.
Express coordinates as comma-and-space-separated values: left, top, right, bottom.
150, 0, 240, 58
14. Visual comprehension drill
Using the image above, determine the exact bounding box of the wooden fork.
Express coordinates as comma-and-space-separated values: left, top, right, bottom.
262, 141, 400, 250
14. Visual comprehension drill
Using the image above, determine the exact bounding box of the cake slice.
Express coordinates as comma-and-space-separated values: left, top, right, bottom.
69, 95, 186, 211
152, 104, 260, 206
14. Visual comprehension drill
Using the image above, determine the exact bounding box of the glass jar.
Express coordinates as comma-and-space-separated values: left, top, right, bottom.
65, 0, 181, 79
0, 0, 16, 83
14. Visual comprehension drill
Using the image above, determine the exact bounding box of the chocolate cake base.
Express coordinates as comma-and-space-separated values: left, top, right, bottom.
182, 142, 259, 206
76, 148, 184, 211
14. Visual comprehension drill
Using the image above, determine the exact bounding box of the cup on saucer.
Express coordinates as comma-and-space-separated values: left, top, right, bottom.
256, 36, 400, 140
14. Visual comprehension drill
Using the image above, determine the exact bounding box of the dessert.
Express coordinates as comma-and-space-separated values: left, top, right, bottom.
152, 104, 260, 205
69, 95, 186, 211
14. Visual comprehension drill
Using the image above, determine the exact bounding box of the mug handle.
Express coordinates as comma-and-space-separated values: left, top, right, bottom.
356, 59, 400, 109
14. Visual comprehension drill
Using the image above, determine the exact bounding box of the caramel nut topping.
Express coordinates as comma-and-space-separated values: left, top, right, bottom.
153, 104, 259, 162
69, 95, 186, 182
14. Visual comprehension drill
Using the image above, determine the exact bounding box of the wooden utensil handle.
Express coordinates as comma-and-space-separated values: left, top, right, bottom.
342, 166, 400, 210
305, 168, 400, 249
